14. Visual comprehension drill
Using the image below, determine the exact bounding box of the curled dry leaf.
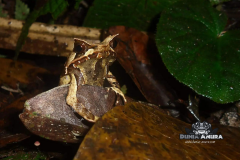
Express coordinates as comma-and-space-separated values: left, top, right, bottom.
107, 26, 156, 65
19, 84, 120, 143
107, 26, 179, 116
75, 102, 240, 160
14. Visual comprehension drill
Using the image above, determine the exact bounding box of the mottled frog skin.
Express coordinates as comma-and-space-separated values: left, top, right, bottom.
60, 34, 126, 122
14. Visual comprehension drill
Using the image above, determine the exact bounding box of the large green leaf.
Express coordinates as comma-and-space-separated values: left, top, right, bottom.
83, 0, 179, 31
156, 0, 240, 103
14, 0, 68, 60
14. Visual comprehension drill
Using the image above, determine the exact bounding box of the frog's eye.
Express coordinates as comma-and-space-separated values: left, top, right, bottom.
74, 44, 83, 52
73, 39, 91, 54
74, 42, 89, 55
109, 39, 118, 49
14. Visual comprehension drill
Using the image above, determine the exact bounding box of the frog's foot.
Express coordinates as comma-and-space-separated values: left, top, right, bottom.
74, 103, 99, 122
67, 95, 99, 122
106, 71, 121, 89
109, 87, 127, 104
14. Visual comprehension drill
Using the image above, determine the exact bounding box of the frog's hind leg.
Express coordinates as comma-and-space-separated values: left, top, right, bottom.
66, 73, 99, 122
106, 71, 127, 103
66, 73, 78, 108
106, 71, 121, 88
77, 103, 99, 122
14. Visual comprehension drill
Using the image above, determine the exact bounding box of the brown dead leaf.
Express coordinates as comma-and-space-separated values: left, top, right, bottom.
74, 102, 240, 160
0, 58, 52, 147
19, 85, 90, 143
76, 85, 123, 117
0, 92, 15, 108
19, 84, 121, 143
0, 95, 32, 148
0, 58, 49, 88
0, 131, 30, 148
106, 27, 179, 108
0, 95, 29, 130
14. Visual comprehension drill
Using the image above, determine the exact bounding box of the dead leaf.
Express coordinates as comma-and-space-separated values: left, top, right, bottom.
107, 27, 179, 106
0, 131, 30, 148
19, 85, 90, 143
19, 84, 121, 143
0, 95, 32, 148
76, 85, 123, 117
0, 92, 15, 108
0, 58, 49, 88
0, 58, 52, 147
75, 102, 240, 160
0, 95, 29, 130
107, 26, 181, 117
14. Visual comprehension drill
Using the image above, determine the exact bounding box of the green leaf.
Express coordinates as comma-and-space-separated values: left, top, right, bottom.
15, 0, 30, 20
14, 0, 68, 60
83, 0, 179, 31
36, 0, 68, 19
156, 0, 240, 103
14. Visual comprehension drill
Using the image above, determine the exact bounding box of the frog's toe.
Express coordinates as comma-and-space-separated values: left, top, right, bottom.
75, 104, 99, 122
81, 108, 99, 122
109, 87, 127, 103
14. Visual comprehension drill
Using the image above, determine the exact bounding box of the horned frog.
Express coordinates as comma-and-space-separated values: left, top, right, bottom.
59, 34, 126, 122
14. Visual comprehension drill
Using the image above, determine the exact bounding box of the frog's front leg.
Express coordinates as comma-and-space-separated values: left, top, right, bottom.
66, 73, 99, 122
65, 52, 76, 74
106, 71, 127, 103
59, 52, 77, 86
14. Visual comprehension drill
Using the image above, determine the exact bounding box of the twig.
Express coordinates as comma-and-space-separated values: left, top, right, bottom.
1, 83, 24, 95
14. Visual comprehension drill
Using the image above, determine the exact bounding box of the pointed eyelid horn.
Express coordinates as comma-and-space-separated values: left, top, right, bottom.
73, 34, 119, 46
101, 34, 119, 45
73, 38, 92, 46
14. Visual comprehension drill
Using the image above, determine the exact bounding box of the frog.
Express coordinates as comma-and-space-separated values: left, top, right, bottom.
59, 34, 126, 122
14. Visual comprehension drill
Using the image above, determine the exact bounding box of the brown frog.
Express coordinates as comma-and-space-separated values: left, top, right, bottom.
59, 34, 126, 122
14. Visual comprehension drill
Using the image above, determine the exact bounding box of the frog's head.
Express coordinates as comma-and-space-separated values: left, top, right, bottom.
64, 34, 119, 71
73, 34, 119, 59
